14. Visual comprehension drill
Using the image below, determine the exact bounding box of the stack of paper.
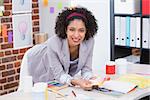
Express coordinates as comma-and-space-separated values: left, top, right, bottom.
100, 80, 137, 94
116, 74, 150, 88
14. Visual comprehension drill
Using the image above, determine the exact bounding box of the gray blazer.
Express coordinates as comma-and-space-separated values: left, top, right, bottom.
28, 35, 94, 83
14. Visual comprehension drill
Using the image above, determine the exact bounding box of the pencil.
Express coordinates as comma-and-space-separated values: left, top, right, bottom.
47, 88, 65, 97
72, 90, 76, 97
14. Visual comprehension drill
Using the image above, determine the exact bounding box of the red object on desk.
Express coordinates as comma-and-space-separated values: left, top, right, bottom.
106, 64, 115, 75
142, 0, 150, 15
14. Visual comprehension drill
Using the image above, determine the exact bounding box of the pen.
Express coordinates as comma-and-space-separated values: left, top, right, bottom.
72, 90, 76, 97
98, 77, 110, 86
47, 88, 65, 97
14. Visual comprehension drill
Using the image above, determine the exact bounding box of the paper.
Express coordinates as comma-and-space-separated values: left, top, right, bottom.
0, 11, 3, 16
116, 74, 150, 88
43, 0, 48, 7
100, 80, 137, 94
50, 7, 54, 14
2, 24, 7, 37
8, 31, 13, 43
57, 2, 63, 9
75, 94, 94, 100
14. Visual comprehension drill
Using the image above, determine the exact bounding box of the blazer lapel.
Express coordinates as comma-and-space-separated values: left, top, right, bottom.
76, 41, 88, 72
61, 39, 70, 72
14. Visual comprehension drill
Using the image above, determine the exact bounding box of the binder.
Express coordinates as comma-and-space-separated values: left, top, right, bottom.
130, 17, 136, 47
148, 18, 150, 49
142, 18, 149, 49
135, 17, 141, 48
115, 16, 121, 45
126, 16, 130, 47
120, 17, 126, 46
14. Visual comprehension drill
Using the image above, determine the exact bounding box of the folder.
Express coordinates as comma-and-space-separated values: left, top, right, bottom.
135, 17, 141, 48
120, 17, 126, 46
126, 16, 130, 47
148, 18, 150, 49
115, 16, 121, 45
142, 18, 149, 49
130, 17, 136, 47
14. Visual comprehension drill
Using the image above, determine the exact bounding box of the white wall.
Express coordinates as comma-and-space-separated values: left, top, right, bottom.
39, 0, 110, 73
39, 0, 70, 37
71, 0, 110, 73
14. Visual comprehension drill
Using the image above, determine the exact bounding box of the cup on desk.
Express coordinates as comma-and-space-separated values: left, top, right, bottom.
105, 61, 116, 75
115, 58, 127, 75
32, 82, 48, 100
22, 76, 33, 92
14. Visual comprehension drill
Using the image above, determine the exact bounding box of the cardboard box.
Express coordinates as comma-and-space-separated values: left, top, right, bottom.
114, 0, 140, 14
34, 33, 48, 44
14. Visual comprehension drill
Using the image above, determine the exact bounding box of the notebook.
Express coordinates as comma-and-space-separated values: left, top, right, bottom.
99, 80, 137, 94
47, 81, 68, 91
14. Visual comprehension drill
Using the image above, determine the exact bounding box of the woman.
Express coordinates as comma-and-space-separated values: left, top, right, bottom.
28, 7, 98, 90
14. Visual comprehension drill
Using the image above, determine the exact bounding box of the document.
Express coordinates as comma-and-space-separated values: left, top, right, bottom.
100, 80, 137, 94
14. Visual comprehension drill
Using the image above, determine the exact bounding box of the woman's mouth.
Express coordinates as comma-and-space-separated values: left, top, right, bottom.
72, 38, 80, 43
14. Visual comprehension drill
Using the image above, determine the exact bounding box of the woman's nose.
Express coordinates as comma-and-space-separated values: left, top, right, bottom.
74, 31, 80, 37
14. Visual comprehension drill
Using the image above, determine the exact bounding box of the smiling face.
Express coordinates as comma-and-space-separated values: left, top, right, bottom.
66, 19, 86, 47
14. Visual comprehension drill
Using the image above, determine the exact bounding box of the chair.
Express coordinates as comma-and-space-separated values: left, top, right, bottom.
18, 44, 43, 91
17, 49, 31, 91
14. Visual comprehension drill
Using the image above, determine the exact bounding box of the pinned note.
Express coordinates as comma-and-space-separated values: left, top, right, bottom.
2, 24, 7, 37
0, 11, 3, 16
57, 2, 63, 9
43, 0, 48, 7
0, 20, 1, 34
8, 31, 13, 43
50, 7, 54, 14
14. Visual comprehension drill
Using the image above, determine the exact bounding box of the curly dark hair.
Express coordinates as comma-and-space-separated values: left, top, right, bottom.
55, 7, 98, 40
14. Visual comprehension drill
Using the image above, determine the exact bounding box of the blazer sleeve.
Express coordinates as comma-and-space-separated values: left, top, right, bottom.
81, 39, 94, 80
47, 46, 73, 85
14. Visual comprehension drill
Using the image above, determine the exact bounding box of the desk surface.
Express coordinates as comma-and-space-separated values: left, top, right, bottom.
0, 87, 149, 100
0, 63, 150, 100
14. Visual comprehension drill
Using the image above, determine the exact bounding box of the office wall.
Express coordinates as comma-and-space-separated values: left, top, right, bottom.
39, 0, 70, 37
39, 0, 110, 73
0, 0, 40, 95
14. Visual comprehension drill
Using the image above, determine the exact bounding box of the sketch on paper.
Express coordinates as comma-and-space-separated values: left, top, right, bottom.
12, 0, 32, 13
12, 14, 33, 49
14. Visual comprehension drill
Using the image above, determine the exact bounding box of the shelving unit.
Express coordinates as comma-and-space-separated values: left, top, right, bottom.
110, 0, 150, 63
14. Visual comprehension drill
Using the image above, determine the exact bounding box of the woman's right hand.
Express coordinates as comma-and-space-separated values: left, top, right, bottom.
71, 79, 93, 91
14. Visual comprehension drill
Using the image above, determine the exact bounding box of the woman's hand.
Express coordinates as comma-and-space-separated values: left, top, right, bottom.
71, 79, 92, 91
132, 48, 141, 56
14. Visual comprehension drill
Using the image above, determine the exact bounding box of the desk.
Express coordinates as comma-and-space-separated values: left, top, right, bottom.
0, 63, 150, 100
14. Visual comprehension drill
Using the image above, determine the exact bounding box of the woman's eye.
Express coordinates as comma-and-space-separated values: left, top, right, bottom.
69, 28, 75, 31
79, 29, 85, 33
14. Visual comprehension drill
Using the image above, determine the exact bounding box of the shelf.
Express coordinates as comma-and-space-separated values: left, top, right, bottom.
115, 45, 141, 49
110, 0, 150, 63
141, 48, 150, 50
114, 13, 142, 17
142, 15, 150, 18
